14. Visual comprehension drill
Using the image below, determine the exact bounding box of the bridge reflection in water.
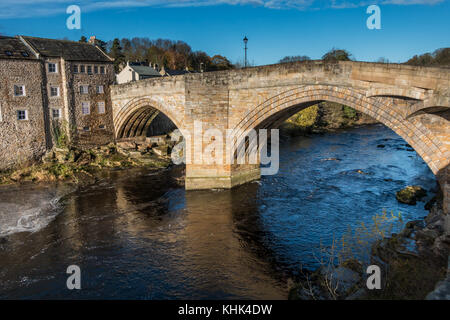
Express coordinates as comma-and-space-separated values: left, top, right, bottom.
0, 125, 437, 299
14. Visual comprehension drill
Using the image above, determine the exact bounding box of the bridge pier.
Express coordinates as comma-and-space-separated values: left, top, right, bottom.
185, 164, 261, 190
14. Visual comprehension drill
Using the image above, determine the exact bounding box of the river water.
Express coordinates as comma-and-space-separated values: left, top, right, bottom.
0, 124, 436, 299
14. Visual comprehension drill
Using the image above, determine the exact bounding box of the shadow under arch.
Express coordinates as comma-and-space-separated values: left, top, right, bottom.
114, 97, 185, 140
231, 85, 447, 176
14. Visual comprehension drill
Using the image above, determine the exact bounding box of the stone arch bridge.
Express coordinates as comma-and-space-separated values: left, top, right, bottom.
111, 61, 450, 213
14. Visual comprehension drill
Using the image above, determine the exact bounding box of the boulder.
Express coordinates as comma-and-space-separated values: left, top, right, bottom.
396, 186, 427, 205
426, 257, 450, 300
152, 145, 169, 157
128, 151, 142, 159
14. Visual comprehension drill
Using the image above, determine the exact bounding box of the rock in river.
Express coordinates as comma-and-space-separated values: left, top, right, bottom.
396, 185, 427, 205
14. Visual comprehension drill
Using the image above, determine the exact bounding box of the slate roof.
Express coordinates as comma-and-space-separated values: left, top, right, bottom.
129, 64, 161, 77
21, 36, 112, 62
165, 69, 192, 76
0, 36, 36, 60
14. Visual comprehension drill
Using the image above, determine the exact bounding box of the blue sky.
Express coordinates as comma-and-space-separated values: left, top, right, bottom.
0, 0, 448, 65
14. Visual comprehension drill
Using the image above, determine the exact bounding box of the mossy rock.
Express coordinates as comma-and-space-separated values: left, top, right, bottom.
396, 186, 427, 205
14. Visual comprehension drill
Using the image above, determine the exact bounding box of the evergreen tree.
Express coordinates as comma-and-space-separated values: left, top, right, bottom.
109, 38, 125, 73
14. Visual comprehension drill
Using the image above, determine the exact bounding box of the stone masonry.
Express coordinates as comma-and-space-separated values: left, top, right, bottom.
0, 35, 116, 170
111, 60, 450, 215
0, 37, 47, 170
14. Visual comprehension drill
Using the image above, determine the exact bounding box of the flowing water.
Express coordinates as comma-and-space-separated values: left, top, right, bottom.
0, 124, 436, 299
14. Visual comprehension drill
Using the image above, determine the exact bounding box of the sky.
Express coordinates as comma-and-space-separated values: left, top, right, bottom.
0, 0, 448, 65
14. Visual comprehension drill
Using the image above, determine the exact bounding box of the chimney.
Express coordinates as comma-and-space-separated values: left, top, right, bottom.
88, 36, 96, 44
159, 65, 165, 76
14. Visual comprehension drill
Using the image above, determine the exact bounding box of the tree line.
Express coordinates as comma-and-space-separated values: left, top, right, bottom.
278, 47, 450, 66
79, 35, 449, 72
404, 48, 450, 67
79, 36, 233, 73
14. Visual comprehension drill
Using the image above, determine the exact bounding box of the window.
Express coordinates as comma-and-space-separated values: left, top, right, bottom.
48, 63, 57, 73
99, 124, 105, 130
50, 86, 60, 97
17, 110, 28, 120
96, 85, 104, 94
52, 109, 61, 119
100, 66, 105, 74
87, 66, 92, 74
5, 51, 12, 56
81, 102, 90, 115
83, 126, 90, 131
97, 101, 105, 114
73, 65, 79, 73
21, 52, 29, 57
94, 66, 98, 74
14, 85, 25, 96
80, 65, 85, 73
80, 85, 89, 94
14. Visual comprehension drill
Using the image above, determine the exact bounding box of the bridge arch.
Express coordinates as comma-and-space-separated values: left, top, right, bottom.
231, 85, 448, 175
114, 97, 184, 140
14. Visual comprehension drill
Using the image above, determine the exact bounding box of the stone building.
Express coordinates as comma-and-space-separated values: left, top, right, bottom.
0, 36, 48, 170
20, 36, 116, 147
0, 35, 116, 171
116, 61, 161, 84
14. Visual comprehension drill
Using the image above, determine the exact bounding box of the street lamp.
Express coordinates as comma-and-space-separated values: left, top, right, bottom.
243, 36, 248, 68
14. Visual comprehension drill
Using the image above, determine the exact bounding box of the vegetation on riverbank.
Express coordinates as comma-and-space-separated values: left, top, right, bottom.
0, 141, 172, 186
280, 102, 377, 136
289, 190, 449, 300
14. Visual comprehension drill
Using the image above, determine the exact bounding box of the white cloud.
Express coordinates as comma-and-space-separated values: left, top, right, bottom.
0, 0, 445, 19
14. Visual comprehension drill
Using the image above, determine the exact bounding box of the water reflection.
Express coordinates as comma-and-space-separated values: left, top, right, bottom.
0, 125, 436, 299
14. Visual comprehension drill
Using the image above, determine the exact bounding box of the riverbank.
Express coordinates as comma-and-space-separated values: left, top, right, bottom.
0, 139, 173, 188
288, 189, 449, 300
280, 102, 377, 136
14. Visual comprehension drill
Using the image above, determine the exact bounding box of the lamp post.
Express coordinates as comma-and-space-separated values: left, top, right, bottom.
243, 36, 248, 68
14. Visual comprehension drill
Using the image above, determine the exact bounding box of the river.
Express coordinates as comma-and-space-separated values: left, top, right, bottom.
0, 124, 436, 299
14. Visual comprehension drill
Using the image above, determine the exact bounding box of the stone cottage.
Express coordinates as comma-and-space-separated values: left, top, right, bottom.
116, 61, 162, 84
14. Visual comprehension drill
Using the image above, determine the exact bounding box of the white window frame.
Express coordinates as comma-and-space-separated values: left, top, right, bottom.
81, 102, 90, 115
50, 86, 60, 97
48, 62, 58, 73
96, 85, 104, 94
94, 66, 99, 74
97, 101, 105, 114
80, 85, 89, 94
73, 65, 79, 73
52, 108, 61, 119
80, 65, 85, 73
14, 85, 25, 97
100, 66, 105, 74
17, 109, 28, 121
